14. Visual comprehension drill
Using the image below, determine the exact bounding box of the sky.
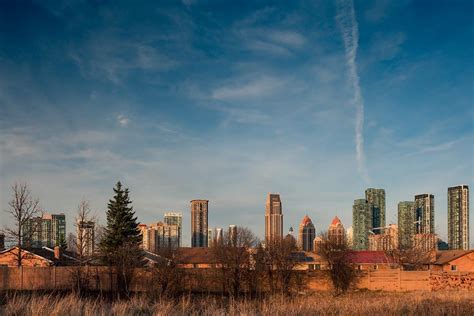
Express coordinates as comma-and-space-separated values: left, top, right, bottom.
0, 0, 473, 247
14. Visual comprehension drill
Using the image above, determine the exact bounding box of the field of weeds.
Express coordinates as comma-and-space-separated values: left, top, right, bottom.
1, 290, 473, 315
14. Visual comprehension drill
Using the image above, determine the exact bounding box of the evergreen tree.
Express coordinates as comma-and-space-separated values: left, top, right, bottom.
100, 181, 142, 264
57, 234, 67, 250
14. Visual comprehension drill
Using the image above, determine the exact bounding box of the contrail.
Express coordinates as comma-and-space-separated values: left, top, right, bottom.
336, 0, 370, 183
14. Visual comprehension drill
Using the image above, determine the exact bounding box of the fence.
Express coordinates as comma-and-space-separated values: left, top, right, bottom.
0, 267, 472, 292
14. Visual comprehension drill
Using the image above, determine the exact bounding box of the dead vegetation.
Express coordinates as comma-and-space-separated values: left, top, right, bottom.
1, 290, 472, 315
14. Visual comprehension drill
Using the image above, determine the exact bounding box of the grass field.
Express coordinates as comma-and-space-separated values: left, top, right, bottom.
1, 290, 473, 315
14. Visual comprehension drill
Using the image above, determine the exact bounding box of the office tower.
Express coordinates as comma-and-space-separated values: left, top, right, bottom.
398, 201, 415, 249
77, 220, 95, 256
414, 194, 435, 234
25, 213, 66, 248
215, 228, 223, 245
164, 212, 183, 247
365, 188, 386, 233
140, 222, 180, 252
298, 215, 316, 252
346, 226, 353, 248
207, 228, 214, 247
448, 185, 470, 250
412, 233, 437, 252
328, 216, 345, 246
228, 225, 237, 246
265, 193, 283, 243
191, 200, 209, 247
353, 199, 372, 250
368, 224, 398, 251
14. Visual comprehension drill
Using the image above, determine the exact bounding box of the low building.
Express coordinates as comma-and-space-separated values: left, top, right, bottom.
0, 246, 78, 267
429, 250, 474, 272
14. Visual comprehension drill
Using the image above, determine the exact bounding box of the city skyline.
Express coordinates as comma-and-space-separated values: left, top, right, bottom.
0, 1, 472, 246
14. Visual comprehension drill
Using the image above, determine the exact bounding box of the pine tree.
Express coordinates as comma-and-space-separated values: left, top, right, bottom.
100, 181, 143, 265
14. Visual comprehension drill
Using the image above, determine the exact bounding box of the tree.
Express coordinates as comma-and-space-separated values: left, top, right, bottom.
318, 233, 355, 296
2, 183, 41, 266
212, 227, 258, 298
99, 181, 143, 297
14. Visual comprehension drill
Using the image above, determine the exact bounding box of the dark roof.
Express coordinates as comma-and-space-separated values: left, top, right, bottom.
347, 251, 394, 264
28, 247, 79, 266
432, 250, 473, 265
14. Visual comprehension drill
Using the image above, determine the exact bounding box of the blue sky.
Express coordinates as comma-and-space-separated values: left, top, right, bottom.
0, 0, 472, 246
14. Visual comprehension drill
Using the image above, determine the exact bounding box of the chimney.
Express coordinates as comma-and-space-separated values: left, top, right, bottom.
54, 246, 60, 260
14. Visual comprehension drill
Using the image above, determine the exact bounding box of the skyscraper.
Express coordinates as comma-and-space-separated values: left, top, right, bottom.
228, 225, 237, 246
365, 188, 386, 233
298, 215, 315, 252
328, 216, 345, 246
77, 220, 95, 256
164, 212, 183, 247
265, 193, 283, 243
398, 201, 415, 249
207, 228, 214, 247
353, 199, 372, 250
414, 194, 435, 234
25, 213, 66, 248
191, 200, 208, 247
448, 185, 469, 250
140, 222, 181, 252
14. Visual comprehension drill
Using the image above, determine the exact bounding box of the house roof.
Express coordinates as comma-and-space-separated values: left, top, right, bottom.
175, 247, 219, 264
432, 250, 473, 265
347, 251, 394, 264
29, 247, 80, 266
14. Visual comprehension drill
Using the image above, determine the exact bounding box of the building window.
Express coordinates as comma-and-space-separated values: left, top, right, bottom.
451, 265, 457, 271
373, 265, 378, 270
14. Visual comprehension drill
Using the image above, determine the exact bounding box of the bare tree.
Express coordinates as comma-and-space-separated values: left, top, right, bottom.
318, 233, 355, 296
212, 227, 258, 297
149, 247, 183, 299
3, 183, 41, 266
386, 245, 432, 271
263, 237, 299, 295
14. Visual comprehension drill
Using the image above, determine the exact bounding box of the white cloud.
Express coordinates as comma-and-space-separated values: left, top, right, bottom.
211, 76, 286, 100
117, 114, 129, 127
336, 0, 370, 183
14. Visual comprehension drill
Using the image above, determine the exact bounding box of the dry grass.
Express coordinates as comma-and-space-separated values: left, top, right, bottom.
1, 290, 473, 316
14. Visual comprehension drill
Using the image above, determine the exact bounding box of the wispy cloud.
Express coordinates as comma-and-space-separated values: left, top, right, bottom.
117, 114, 130, 127
211, 76, 286, 100
336, 0, 370, 183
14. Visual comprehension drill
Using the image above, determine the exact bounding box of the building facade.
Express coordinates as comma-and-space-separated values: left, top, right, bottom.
412, 233, 437, 252
365, 188, 386, 233
265, 193, 283, 243
164, 212, 183, 247
398, 201, 415, 249
298, 215, 316, 252
368, 224, 398, 251
228, 225, 237, 246
414, 194, 435, 234
140, 221, 180, 252
191, 200, 209, 247
353, 199, 372, 250
77, 220, 95, 256
328, 216, 346, 246
448, 185, 469, 250
24, 213, 66, 248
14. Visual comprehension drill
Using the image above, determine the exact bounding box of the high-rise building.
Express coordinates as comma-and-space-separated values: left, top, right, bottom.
365, 188, 386, 233
346, 226, 353, 248
164, 212, 183, 247
215, 228, 223, 245
328, 216, 345, 246
77, 220, 95, 256
228, 225, 237, 246
398, 201, 415, 249
412, 233, 437, 252
448, 185, 469, 250
368, 224, 398, 251
140, 221, 180, 252
191, 200, 209, 247
207, 228, 214, 247
298, 215, 316, 252
414, 194, 435, 234
265, 193, 283, 243
353, 199, 372, 250
25, 213, 66, 248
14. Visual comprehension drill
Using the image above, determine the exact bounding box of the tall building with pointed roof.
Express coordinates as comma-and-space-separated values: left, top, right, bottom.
265, 193, 283, 243
328, 216, 345, 246
298, 215, 316, 251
